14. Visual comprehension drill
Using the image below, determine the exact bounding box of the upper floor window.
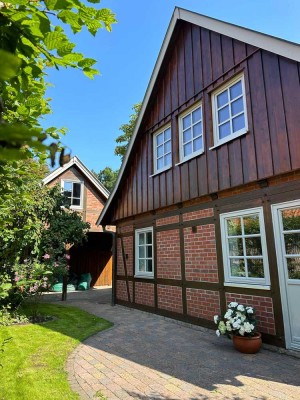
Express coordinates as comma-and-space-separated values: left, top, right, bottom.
212, 74, 248, 147
220, 207, 270, 288
153, 125, 172, 174
179, 103, 204, 162
61, 180, 83, 208
135, 227, 154, 277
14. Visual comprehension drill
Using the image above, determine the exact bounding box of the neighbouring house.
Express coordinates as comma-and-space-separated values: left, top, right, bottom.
97, 8, 300, 350
43, 156, 114, 286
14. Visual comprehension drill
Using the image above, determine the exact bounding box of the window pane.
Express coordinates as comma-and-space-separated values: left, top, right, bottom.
232, 114, 245, 133
147, 259, 153, 272
183, 128, 192, 143
157, 158, 164, 171
139, 246, 145, 258
244, 215, 260, 234
245, 237, 262, 256
156, 132, 164, 145
192, 107, 201, 123
64, 189, 72, 199
182, 115, 191, 130
73, 183, 81, 198
157, 144, 163, 158
219, 122, 231, 139
228, 238, 243, 256
64, 182, 72, 191
164, 127, 171, 140
193, 122, 202, 138
217, 90, 228, 108
230, 80, 242, 100
284, 233, 300, 255
139, 259, 146, 272
146, 246, 152, 258
281, 208, 300, 231
164, 140, 171, 153
193, 137, 203, 152
146, 231, 152, 244
227, 217, 242, 236
287, 257, 300, 279
139, 233, 145, 245
218, 105, 230, 124
230, 259, 245, 277
165, 153, 172, 167
248, 259, 265, 278
231, 97, 244, 116
72, 198, 80, 206
184, 143, 192, 157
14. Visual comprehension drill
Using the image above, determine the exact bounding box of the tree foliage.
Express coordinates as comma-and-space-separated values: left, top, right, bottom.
0, 0, 116, 164
115, 102, 141, 160
93, 166, 118, 192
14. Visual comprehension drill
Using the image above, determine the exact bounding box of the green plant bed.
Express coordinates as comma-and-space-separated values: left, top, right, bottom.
0, 303, 113, 399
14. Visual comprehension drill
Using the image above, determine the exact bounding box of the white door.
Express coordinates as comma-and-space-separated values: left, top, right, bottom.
272, 200, 300, 350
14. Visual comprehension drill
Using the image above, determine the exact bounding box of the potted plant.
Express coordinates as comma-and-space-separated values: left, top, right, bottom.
214, 302, 262, 354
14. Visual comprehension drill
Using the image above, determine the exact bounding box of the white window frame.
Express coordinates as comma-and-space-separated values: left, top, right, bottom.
135, 227, 154, 278
179, 102, 204, 163
61, 179, 84, 210
153, 124, 172, 174
220, 207, 270, 288
211, 73, 248, 148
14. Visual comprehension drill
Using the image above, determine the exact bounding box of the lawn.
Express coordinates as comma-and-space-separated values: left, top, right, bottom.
0, 303, 113, 400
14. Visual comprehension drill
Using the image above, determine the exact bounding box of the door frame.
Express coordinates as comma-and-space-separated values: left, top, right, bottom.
272, 199, 300, 350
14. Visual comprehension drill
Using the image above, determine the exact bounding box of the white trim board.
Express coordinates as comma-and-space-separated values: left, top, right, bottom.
43, 156, 110, 199
97, 7, 300, 226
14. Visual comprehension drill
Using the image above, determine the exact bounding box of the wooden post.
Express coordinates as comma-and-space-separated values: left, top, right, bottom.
61, 242, 73, 301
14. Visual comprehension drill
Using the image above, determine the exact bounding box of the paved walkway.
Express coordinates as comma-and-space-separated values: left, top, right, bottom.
45, 288, 300, 400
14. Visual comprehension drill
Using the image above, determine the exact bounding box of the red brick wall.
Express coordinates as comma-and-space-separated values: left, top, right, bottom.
157, 285, 183, 314
135, 282, 155, 307
157, 229, 181, 280
187, 288, 221, 320
156, 215, 180, 226
184, 224, 218, 282
182, 208, 214, 222
225, 293, 276, 335
119, 225, 134, 234
116, 236, 133, 276
116, 279, 133, 302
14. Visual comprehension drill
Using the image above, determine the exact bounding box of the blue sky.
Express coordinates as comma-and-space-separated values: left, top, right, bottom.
43, 0, 300, 173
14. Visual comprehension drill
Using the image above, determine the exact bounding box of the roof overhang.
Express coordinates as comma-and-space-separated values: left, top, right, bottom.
43, 155, 110, 199
97, 7, 300, 226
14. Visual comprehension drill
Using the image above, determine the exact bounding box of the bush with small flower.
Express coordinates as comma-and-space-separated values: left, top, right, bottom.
214, 302, 258, 338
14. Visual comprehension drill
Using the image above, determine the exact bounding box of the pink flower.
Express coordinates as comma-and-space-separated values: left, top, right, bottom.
64, 254, 71, 260
14, 276, 20, 282
54, 263, 58, 268
43, 254, 50, 259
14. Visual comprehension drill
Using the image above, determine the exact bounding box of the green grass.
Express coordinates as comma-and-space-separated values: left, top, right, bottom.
0, 303, 113, 400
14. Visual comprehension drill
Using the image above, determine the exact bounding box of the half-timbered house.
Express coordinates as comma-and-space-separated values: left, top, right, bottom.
98, 8, 300, 349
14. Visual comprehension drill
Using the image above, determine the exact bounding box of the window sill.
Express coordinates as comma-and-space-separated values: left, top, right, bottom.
134, 275, 154, 279
175, 150, 204, 167
149, 166, 172, 178
209, 130, 248, 150
224, 282, 270, 290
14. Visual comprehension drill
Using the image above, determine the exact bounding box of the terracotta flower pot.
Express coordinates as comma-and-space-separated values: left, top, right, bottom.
232, 332, 262, 354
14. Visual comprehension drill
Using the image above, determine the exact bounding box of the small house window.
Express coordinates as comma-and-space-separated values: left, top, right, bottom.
135, 227, 154, 277
179, 103, 204, 162
153, 125, 172, 174
212, 74, 248, 147
62, 180, 83, 208
220, 207, 270, 287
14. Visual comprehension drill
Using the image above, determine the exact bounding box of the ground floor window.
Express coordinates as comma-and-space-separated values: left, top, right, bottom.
135, 227, 154, 277
220, 207, 270, 287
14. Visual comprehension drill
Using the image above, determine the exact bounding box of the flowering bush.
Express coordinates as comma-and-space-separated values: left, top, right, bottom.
214, 302, 258, 337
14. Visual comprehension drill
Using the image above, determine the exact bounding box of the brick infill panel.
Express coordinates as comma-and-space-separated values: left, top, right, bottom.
135, 282, 155, 307
116, 279, 133, 302
182, 208, 214, 222
187, 288, 221, 320
157, 229, 181, 280
117, 236, 133, 276
157, 285, 183, 314
225, 293, 276, 336
119, 225, 134, 234
156, 215, 180, 226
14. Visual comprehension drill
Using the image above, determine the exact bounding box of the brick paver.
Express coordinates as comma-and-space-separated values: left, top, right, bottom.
45, 288, 300, 399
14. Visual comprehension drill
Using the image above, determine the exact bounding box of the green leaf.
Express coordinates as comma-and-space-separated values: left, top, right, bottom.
44, 0, 74, 10
0, 50, 21, 80
26, 96, 40, 107
86, 19, 101, 36
57, 10, 82, 33
57, 42, 75, 57
44, 31, 66, 51
62, 52, 84, 63
78, 58, 97, 68
82, 67, 99, 79
87, 0, 101, 3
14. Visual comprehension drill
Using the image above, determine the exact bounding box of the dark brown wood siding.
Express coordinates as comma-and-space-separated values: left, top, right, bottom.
111, 21, 300, 222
